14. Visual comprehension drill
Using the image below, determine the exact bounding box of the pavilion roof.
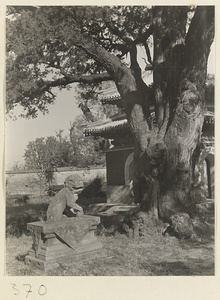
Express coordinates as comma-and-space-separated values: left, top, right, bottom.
98, 84, 121, 105
98, 75, 214, 108
84, 118, 129, 137
84, 110, 214, 138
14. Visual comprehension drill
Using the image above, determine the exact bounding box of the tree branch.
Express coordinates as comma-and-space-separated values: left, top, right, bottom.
130, 45, 142, 79
116, 26, 154, 59
143, 40, 153, 65
23, 72, 112, 100
70, 31, 138, 97
133, 26, 153, 45
104, 20, 134, 46
152, 6, 188, 129
184, 6, 214, 73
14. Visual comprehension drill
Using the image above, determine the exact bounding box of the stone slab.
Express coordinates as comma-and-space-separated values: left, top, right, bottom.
88, 203, 139, 216
25, 249, 104, 272
25, 215, 103, 271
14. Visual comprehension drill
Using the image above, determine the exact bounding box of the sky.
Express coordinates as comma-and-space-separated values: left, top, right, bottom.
6, 86, 81, 169
5, 43, 215, 170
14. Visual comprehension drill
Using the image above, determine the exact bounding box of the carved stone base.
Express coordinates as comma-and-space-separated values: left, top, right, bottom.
25, 215, 102, 271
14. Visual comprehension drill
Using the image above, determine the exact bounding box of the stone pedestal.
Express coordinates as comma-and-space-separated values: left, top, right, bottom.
25, 215, 102, 271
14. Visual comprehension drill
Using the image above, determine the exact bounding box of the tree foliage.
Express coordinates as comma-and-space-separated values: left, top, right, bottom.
6, 6, 153, 116
24, 128, 105, 171
7, 6, 215, 229
70, 116, 106, 167
24, 133, 68, 169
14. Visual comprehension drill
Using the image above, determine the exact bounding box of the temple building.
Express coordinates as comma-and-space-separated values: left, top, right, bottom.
84, 85, 135, 204
84, 78, 214, 205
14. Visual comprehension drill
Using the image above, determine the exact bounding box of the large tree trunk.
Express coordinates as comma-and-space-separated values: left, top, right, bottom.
74, 6, 214, 235
158, 7, 213, 221
122, 7, 214, 235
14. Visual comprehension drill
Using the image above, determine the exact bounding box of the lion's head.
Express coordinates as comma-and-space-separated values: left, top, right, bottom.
64, 174, 84, 193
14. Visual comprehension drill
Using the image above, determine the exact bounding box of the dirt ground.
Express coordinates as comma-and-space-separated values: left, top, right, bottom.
5, 197, 215, 276
5, 231, 214, 276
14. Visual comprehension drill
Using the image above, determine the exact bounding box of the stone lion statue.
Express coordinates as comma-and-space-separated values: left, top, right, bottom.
46, 174, 84, 222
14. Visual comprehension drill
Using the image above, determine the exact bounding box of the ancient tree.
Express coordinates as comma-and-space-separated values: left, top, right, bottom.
6, 6, 214, 230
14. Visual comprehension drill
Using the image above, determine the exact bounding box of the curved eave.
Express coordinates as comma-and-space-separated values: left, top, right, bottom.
101, 96, 121, 105
84, 110, 214, 137
84, 119, 129, 137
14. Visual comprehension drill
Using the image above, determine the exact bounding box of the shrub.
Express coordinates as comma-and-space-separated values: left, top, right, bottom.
6, 203, 48, 237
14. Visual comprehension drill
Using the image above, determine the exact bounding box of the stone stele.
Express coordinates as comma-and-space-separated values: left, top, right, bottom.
25, 215, 102, 271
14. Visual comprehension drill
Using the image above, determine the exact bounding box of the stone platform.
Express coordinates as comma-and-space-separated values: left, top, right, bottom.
88, 203, 139, 216
25, 215, 102, 271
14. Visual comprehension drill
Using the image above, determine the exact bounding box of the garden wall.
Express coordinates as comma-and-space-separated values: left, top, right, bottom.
6, 167, 106, 197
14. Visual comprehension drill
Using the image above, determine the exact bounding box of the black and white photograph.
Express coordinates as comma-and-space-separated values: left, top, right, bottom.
1, 2, 218, 297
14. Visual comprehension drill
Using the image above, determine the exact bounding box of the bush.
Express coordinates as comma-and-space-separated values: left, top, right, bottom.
6, 203, 48, 237
7, 194, 30, 206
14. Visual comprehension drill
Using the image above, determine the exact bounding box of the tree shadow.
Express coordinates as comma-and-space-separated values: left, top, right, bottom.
145, 259, 214, 276
78, 177, 106, 208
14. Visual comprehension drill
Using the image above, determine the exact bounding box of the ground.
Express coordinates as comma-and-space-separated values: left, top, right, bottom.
5, 195, 214, 276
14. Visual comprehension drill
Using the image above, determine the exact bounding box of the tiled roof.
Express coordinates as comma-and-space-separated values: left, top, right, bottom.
98, 84, 121, 105
84, 111, 214, 137
101, 95, 121, 105
84, 119, 129, 136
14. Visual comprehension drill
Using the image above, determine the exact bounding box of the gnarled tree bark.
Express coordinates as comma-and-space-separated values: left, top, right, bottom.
73, 7, 214, 229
